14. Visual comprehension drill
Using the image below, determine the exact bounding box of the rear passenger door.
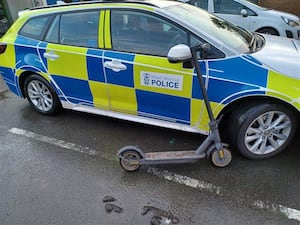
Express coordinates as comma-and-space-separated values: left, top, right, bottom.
105, 9, 198, 125
44, 10, 109, 109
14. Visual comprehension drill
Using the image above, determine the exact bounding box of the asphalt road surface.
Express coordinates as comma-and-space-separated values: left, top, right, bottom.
0, 85, 299, 225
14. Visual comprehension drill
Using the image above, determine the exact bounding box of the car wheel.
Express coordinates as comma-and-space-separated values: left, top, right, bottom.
24, 74, 61, 115
230, 104, 298, 159
257, 28, 279, 36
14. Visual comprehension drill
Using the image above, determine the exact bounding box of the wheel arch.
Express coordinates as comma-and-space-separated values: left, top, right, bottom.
19, 71, 34, 98
218, 95, 299, 158
19, 71, 53, 98
20, 72, 62, 115
218, 95, 299, 127
255, 26, 280, 35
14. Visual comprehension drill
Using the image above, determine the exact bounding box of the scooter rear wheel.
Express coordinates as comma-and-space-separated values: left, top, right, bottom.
119, 150, 142, 172
209, 148, 232, 168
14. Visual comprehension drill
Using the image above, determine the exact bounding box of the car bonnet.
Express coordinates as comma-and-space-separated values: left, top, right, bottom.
252, 35, 300, 79
266, 9, 300, 21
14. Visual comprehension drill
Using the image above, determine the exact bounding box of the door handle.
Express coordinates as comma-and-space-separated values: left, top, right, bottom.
43, 51, 59, 61
104, 60, 127, 72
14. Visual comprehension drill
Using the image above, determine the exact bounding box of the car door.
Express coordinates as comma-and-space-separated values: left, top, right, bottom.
44, 10, 109, 110
212, 0, 252, 30
104, 9, 203, 126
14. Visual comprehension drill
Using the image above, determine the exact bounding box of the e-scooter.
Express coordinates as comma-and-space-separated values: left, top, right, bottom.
117, 44, 232, 171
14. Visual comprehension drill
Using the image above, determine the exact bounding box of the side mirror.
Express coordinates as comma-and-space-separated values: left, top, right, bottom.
167, 44, 192, 63
241, 9, 248, 17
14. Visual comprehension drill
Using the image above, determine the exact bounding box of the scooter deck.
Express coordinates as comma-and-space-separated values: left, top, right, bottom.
142, 150, 206, 165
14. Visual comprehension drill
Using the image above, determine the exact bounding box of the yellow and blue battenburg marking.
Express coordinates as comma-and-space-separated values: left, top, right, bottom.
133, 55, 195, 125
0, 33, 297, 133
0, 3, 299, 134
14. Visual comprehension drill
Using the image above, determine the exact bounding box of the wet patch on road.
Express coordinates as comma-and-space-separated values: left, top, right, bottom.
103, 196, 124, 214
102, 195, 180, 224
142, 205, 180, 225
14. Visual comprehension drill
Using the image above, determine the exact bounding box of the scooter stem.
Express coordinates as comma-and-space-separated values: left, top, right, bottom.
191, 46, 224, 157
190, 46, 215, 122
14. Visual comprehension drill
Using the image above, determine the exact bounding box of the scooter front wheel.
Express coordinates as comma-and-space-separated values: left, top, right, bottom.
119, 150, 142, 172
209, 148, 232, 168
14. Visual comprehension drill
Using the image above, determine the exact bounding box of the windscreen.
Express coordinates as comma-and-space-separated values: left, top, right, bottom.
164, 3, 252, 53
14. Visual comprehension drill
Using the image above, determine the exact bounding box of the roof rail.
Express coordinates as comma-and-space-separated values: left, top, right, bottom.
30, 0, 155, 11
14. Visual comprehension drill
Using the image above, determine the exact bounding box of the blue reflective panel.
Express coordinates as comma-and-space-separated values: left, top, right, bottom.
136, 90, 190, 124
208, 57, 268, 86
104, 51, 135, 87
206, 78, 265, 103
87, 49, 105, 82
51, 75, 93, 105
15, 36, 47, 73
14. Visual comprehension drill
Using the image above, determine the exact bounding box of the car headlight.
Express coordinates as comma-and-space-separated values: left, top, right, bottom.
282, 16, 300, 27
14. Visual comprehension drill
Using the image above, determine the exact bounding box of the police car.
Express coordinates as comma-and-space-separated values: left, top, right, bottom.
0, 0, 299, 159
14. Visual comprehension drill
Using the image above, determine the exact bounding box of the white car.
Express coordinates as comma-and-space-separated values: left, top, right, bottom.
186, 0, 300, 39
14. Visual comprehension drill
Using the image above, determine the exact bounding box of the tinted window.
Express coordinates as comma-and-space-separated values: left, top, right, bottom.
111, 10, 188, 57
20, 16, 52, 39
45, 15, 60, 43
60, 11, 99, 48
190, 35, 225, 59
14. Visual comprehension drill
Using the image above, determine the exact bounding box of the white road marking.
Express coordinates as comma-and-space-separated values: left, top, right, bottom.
147, 167, 223, 196
8, 127, 300, 222
8, 127, 99, 156
148, 167, 300, 222
253, 200, 300, 221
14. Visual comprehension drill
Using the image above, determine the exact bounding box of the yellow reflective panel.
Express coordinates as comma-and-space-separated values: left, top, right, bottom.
89, 81, 109, 110
108, 84, 137, 114
267, 71, 300, 110
191, 99, 224, 132
190, 98, 203, 128
99, 10, 105, 48
0, 44, 15, 69
46, 44, 88, 80
0, 33, 17, 69
104, 10, 111, 49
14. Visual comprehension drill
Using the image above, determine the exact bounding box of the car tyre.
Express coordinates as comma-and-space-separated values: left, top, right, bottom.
229, 103, 298, 159
24, 74, 61, 115
257, 28, 279, 36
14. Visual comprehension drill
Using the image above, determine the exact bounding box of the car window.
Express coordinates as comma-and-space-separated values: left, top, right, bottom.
189, 0, 208, 10
213, 0, 256, 15
243, 7, 256, 16
111, 10, 188, 57
245, 7, 256, 16
19, 16, 53, 40
59, 11, 100, 48
45, 15, 59, 43
190, 35, 225, 59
